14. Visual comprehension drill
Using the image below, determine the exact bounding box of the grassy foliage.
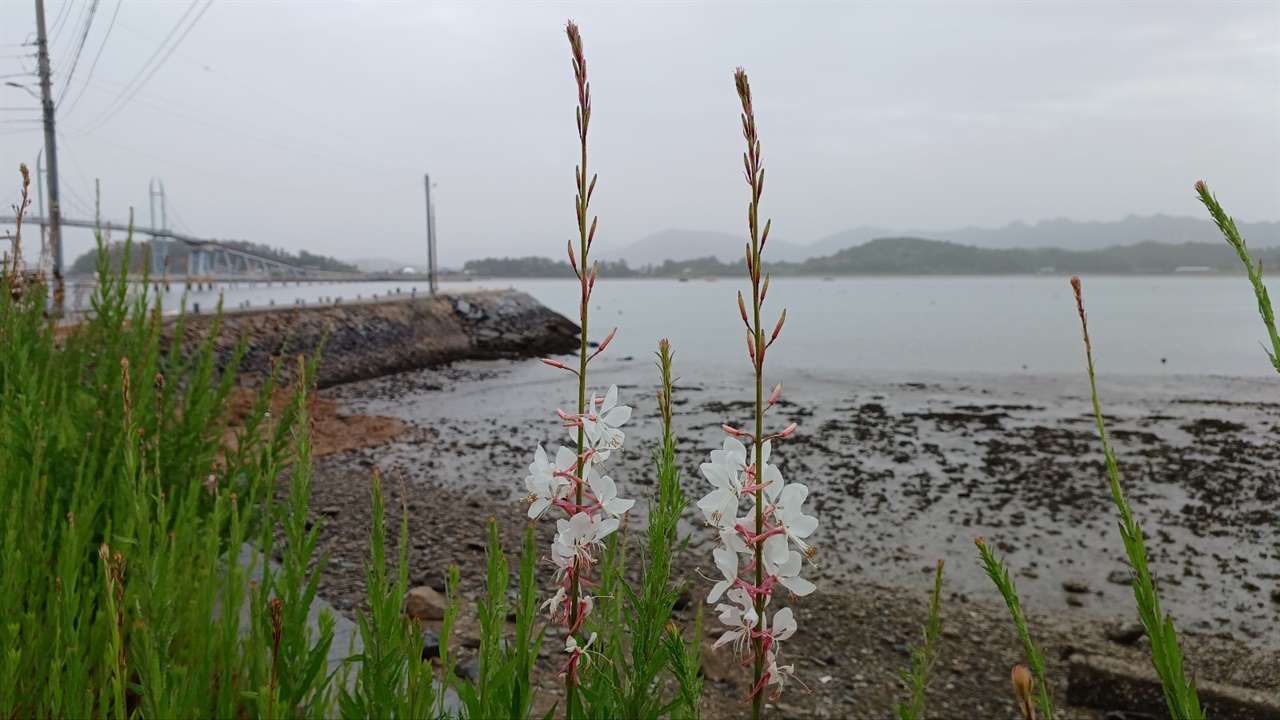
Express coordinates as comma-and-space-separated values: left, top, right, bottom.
894, 560, 944, 720
974, 539, 1054, 720
1196, 181, 1280, 374
1070, 277, 1203, 720
0, 201, 330, 716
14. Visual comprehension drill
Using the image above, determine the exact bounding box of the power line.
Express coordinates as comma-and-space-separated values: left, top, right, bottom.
46, 0, 74, 50
81, 0, 210, 134
58, 0, 120, 118
54, 0, 100, 107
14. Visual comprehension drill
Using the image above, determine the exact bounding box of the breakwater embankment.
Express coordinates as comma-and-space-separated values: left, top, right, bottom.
166, 290, 578, 388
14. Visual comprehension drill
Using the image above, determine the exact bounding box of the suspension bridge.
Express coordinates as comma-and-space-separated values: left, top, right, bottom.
2, 177, 439, 289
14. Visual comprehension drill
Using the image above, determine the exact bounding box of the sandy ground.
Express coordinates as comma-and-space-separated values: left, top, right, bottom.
297, 357, 1278, 718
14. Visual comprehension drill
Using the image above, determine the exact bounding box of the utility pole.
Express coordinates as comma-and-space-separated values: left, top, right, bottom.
34, 0, 64, 312
423, 174, 437, 294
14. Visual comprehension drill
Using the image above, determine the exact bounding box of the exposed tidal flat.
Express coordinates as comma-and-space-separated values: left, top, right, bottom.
308, 359, 1279, 717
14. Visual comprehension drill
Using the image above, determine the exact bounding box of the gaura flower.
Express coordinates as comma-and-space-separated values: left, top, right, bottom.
552, 511, 620, 569
712, 587, 761, 656
587, 466, 635, 518
763, 548, 816, 597
708, 545, 740, 603
581, 384, 631, 460
525, 444, 578, 519
763, 482, 819, 564
697, 437, 749, 527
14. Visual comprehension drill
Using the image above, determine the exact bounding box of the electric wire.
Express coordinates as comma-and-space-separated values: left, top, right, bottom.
46, 0, 74, 50
58, 0, 120, 118
54, 0, 100, 107
81, 0, 209, 134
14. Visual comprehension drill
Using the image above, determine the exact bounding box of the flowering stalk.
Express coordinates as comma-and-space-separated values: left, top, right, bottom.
699, 68, 817, 719
522, 21, 633, 719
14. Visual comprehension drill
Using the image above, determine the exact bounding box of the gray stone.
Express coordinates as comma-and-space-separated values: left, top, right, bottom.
1063, 579, 1091, 593
1104, 621, 1146, 646
1107, 569, 1132, 585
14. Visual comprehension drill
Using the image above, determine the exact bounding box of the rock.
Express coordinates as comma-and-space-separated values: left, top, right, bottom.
1066, 595, 1085, 607
1107, 569, 1131, 586
1063, 580, 1090, 594
454, 656, 480, 683
1104, 621, 1146, 646
699, 640, 736, 683
405, 586, 448, 620
414, 571, 448, 593
319, 506, 342, 517
1271, 587, 1280, 604
421, 629, 441, 660
673, 585, 693, 611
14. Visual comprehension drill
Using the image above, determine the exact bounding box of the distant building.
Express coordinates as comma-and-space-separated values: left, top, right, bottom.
400, 266, 416, 274
1173, 266, 1214, 274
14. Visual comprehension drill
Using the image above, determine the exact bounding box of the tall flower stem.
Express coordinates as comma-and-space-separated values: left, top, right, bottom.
735, 66, 770, 720
566, 20, 595, 719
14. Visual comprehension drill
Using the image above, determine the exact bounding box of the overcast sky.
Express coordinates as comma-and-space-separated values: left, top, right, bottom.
1, 1, 1277, 267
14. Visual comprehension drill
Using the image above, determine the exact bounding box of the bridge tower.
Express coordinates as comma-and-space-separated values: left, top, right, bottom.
148, 178, 168, 275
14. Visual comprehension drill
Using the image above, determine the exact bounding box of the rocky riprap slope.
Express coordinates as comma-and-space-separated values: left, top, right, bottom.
166, 290, 578, 388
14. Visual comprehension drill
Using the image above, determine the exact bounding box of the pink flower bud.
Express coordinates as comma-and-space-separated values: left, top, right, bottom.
766, 383, 782, 409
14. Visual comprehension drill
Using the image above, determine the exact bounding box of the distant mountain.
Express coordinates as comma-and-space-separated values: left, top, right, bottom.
808, 215, 1280, 256
598, 229, 809, 267
463, 237, 1280, 278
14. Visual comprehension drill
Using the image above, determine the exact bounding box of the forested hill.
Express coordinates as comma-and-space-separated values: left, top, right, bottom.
463, 237, 1279, 277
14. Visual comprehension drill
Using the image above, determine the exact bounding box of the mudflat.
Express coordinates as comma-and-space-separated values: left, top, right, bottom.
301, 357, 1278, 718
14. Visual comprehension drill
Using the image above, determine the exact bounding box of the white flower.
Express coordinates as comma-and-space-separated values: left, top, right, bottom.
552, 511, 619, 569
770, 606, 797, 643
775, 483, 818, 554
697, 437, 748, 527
763, 548, 816, 597
758, 456, 784, 505
763, 482, 818, 564
763, 651, 798, 699
712, 587, 760, 656
565, 631, 597, 655
525, 444, 578, 519
707, 545, 739, 603
581, 384, 631, 461
541, 586, 568, 619
587, 466, 634, 518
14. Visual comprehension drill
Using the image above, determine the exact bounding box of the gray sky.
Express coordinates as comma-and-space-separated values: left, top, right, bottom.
1, 1, 1277, 267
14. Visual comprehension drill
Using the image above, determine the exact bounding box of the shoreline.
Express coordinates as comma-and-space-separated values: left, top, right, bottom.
323, 358, 1279, 647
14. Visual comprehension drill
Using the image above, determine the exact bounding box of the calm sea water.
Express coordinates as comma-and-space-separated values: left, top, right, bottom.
160, 275, 1278, 378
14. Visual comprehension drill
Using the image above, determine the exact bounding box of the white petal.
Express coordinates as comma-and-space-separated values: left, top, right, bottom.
603, 405, 631, 427
713, 546, 738, 579
772, 607, 796, 640
780, 574, 816, 597
556, 446, 579, 472
763, 534, 790, 567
